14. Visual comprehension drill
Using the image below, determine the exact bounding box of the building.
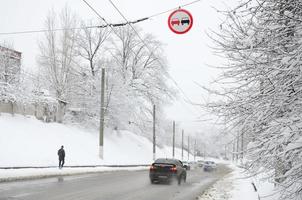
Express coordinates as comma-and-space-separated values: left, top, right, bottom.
0, 45, 21, 84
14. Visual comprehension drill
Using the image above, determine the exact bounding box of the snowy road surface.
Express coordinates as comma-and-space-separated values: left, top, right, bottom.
0, 165, 231, 200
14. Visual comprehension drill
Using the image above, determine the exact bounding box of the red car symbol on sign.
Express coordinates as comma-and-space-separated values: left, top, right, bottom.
171, 18, 180, 26
168, 9, 193, 34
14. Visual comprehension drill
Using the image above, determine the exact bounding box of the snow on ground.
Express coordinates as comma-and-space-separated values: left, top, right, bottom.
0, 114, 196, 180
0, 114, 194, 167
0, 113, 278, 200
252, 173, 280, 200
198, 164, 278, 200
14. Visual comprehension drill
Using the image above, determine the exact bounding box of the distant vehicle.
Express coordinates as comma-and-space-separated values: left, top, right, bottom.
181, 17, 190, 25
203, 161, 217, 172
188, 161, 196, 167
197, 160, 204, 167
149, 158, 187, 185
182, 161, 191, 170
188, 161, 196, 165
171, 18, 180, 26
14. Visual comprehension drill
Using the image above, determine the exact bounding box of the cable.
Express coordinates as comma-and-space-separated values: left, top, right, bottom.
147, 0, 202, 18
0, 0, 201, 36
82, 0, 200, 120
0, 26, 97, 36
0, 18, 148, 36
107, 0, 198, 114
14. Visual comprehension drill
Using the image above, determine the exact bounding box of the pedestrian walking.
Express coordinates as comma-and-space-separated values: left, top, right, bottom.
58, 145, 65, 169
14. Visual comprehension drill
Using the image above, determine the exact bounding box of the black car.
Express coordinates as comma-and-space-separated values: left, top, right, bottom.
149, 158, 187, 185
181, 17, 190, 25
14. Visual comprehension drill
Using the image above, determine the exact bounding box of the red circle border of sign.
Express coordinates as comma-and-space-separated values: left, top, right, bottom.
168, 9, 193, 34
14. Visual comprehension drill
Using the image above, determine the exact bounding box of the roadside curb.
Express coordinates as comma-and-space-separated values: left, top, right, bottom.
0, 166, 149, 183
0, 164, 150, 170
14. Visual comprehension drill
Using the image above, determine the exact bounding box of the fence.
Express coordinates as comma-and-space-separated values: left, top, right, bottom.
0, 101, 57, 122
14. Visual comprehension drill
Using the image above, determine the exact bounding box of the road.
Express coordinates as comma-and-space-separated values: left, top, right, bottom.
0, 164, 231, 200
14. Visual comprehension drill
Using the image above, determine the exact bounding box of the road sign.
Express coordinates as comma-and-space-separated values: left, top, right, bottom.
168, 9, 193, 34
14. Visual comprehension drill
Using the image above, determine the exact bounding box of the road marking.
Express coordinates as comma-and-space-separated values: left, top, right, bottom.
12, 192, 33, 198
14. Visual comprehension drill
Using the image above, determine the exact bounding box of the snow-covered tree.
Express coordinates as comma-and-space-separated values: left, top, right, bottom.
207, 0, 302, 199
37, 6, 79, 122
65, 22, 111, 125
76, 21, 110, 77
105, 26, 175, 137
0, 42, 21, 104
36, 7, 175, 143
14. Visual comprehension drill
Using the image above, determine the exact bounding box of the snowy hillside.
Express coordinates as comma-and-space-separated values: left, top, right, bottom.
0, 114, 193, 167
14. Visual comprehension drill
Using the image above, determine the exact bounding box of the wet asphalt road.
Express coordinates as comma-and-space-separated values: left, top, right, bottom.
0, 165, 231, 200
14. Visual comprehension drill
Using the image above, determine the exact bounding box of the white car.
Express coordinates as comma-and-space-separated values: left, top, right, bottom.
203, 161, 217, 171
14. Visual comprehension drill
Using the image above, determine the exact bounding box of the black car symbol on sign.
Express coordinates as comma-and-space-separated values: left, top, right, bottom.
181, 17, 190, 25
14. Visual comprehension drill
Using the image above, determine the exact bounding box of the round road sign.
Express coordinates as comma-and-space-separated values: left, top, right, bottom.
168, 9, 193, 34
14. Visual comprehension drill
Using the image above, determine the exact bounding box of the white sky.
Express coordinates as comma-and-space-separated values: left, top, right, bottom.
0, 0, 237, 135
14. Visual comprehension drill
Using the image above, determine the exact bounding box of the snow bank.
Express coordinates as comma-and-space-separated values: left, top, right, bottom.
198, 164, 258, 200
0, 166, 148, 182
0, 114, 194, 167
198, 164, 278, 200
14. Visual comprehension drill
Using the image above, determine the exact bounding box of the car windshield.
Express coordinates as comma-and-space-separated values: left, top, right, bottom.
154, 158, 178, 165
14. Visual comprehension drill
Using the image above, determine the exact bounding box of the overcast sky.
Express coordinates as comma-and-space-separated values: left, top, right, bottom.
0, 0, 237, 135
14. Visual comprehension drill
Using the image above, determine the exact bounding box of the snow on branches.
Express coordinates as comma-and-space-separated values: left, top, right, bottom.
208, 0, 302, 199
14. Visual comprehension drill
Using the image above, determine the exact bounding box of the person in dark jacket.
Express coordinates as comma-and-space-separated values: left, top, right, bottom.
57, 145, 65, 169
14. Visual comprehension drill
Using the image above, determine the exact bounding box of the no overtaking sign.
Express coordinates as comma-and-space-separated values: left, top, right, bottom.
168, 9, 193, 34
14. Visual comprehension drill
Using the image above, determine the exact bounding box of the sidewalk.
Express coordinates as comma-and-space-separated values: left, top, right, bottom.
0, 166, 148, 182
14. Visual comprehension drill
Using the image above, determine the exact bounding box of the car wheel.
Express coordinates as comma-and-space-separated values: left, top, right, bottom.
178, 175, 182, 185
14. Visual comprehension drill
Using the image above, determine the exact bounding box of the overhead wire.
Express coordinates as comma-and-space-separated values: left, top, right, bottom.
81, 0, 202, 120
0, 18, 148, 35
0, 26, 97, 36
100, 0, 237, 152
1, 0, 203, 120
106, 0, 201, 117
147, 0, 202, 18
0, 0, 201, 36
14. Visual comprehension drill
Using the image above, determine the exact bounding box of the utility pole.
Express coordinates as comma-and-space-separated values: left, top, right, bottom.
181, 129, 184, 160
99, 68, 105, 159
232, 141, 235, 162
172, 121, 175, 158
153, 105, 156, 161
187, 136, 190, 161
204, 144, 206, 160
194, 139, 196, 161
236, 132, 240, 162
241, 132, 244, 161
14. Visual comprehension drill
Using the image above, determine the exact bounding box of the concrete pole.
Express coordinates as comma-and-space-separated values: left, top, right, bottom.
241, 132, 244, 161
232, 141, 235, 162
236, 132, 240, 162
194, 139, 196, 161
172, 121, 175, 158
99, 68, 105, 159
187, 136, 190, 161
181, 130, 184, 160
153, 105, 156, 161
204, 144, 206, 160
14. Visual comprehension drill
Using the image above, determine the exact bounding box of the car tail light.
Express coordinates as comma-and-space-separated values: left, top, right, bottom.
170, 165, 177, 172
150, 165, 156, 171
